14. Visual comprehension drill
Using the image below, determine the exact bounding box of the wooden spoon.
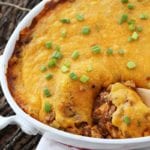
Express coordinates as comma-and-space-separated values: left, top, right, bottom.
137, 88, 150, 107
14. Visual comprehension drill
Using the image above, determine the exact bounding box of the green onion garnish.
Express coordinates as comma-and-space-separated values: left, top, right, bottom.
64, 61, 71, 68
107, 48, 113, 55
40, 65, 47, 72
45, 42, 52, 49
136, 26, 143, 32
127, 3, 135, 9
127, 61, 136, 69
72, 51, 80, 60
43, 88, 52, 97
128, 36, 133, 42
129, 24, 136, 31
48, 59, 57, 68
119, 14, 128, 24
91, 45, 101, 54
61, 29, 67, 38
139, 13, 149, 20
44, 102, 52, 113
128, 19, 136, 25
80, 75, 90, 83
45, 73, 53, 80
69, 72, 78, 80
54, 45, 61, 51
131, 32, 139, 40
61, 65, 69, 73
52, 51, 63, 59
123, 116, 131, 125
81, 26, 91, 35
60, 18, 71, 24
76, 14, 84, 21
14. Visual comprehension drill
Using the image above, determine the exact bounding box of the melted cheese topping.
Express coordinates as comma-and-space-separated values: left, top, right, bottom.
111, 83, 150, 137
8, 0, 150, 137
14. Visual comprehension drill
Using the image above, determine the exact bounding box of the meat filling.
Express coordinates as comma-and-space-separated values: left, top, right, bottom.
66, 89, 123, 138
91, 91, 123, 138
66, 82, 150, 138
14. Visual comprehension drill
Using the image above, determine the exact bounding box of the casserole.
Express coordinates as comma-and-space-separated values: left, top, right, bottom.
0, 0, 150, 149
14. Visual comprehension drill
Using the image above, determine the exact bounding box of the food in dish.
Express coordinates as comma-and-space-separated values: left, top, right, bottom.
7, 0, 150, 138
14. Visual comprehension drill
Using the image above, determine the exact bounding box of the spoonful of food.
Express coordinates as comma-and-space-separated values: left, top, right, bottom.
137, 88, 150, 107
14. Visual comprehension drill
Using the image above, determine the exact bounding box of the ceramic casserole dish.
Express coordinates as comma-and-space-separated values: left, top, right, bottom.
0, 0, 150, 149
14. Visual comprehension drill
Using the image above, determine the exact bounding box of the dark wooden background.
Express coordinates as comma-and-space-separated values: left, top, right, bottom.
0, 0, 42, 149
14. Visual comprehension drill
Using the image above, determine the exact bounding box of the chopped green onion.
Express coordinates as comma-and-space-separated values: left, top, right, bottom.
48, 59, 57, 68
80, 75, 90, 83
91, 45, 101, 54
118, 14, 128, 24
123, 116, 131, 125
40, 65, 47, 72
43, 88, 52, 97
121, 0, 128, 3
69, 72, 78, 80
45, 42, 52, 49
64, 61, 71, 68
61, 29, 67, 38
45, 73, 53, 80
87, 65, 93, 72
44, 102, 52, 113
60, 18, 71, 24
127, 61, 136, 69
118, 49, 125, 55
81, 26, 91, 35
72, 51, 80, 60
54, 45, 61, 51
127, 3, 135, 9
128, 36, 133, 42
129, 24, 136, 31
131, 32, 139, 40
76, 14, 84, 21
107, 48, 113, 55
136, 26, 143, 32
52, 51, 63, 59
139, 13, 149, 20
128, 19, 136, 25
61, 65, 69, 73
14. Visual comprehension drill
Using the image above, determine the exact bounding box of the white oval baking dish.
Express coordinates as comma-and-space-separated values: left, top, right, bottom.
0, 0, 150, 149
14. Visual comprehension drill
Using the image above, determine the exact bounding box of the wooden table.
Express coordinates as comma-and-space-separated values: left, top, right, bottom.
0, 0, 42, 149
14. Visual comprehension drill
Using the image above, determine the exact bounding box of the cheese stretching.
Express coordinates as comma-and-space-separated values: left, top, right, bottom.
7, 0, 150, 138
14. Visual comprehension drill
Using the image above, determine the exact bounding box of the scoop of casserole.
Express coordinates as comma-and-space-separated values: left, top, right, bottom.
7, 0, 150, 138
91, 83, 150, 138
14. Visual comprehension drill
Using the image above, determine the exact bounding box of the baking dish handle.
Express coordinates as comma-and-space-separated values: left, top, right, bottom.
0, 115, 39, 135
0, 55, 38, 135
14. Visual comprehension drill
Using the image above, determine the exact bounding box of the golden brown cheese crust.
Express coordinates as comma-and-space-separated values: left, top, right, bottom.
7, 0, 150, 138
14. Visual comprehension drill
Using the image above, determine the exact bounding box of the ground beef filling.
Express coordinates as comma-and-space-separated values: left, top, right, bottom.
66, 90, 123, 138
66, 82, 137, 138
91, 91, 123, 138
